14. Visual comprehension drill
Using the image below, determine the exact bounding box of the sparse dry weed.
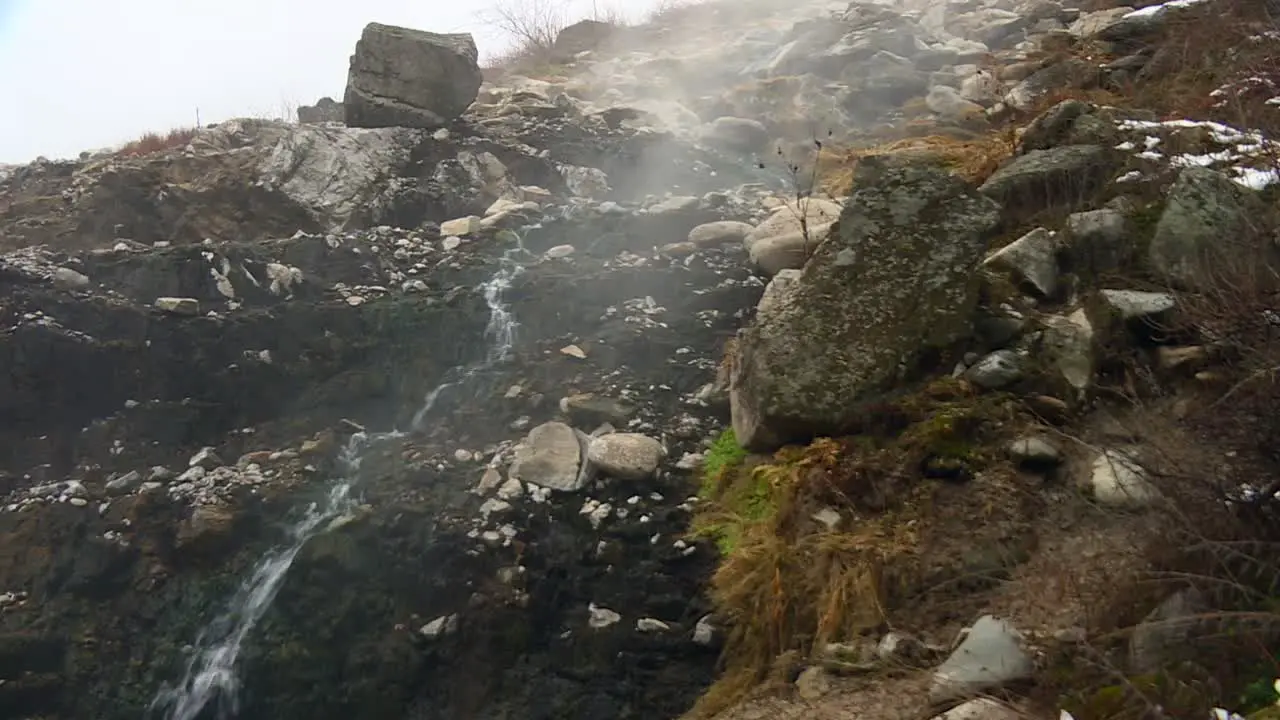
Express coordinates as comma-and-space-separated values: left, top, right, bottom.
115, 127, 198, 159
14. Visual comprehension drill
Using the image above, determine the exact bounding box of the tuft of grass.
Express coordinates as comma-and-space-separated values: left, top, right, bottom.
816, 132, 1015, 195
115, 127, 198, 159
699, 428, 749, 499
689, 377, 1034, 717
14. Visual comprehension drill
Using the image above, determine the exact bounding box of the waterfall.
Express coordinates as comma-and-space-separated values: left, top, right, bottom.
148, 238, 529, 720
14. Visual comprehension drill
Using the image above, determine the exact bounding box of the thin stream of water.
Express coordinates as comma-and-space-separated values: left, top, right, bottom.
148, 239, 529, 720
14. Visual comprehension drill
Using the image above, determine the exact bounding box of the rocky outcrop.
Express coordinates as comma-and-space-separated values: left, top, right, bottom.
344, 23, 484, 129
297, 96, 345, 124
730, 155, 1000, 451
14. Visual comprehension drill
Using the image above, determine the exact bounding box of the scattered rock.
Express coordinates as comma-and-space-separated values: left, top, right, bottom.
965, 350, 1025, 390
984, 227, 1060, 298
1097, 289, 1175, 321
979, 145, 1114, 215
1008, 436, 1063, 466
636, 617, 670, 633
561, 393, 634, 427
587, 433, 665, 481
931, 698, 1024, 720
419, 614, 459, 640
1089, 448, 1159, 508
688, 220, 754, 247
51, 267, 90, 289
587, 603, 621, 629
930, 615, 1033, 703
795, 665, 833, 700
508, 422, 588, 492
1129, 588, 1207, 673
154, 297, 199, 316
700, 117, 770, 154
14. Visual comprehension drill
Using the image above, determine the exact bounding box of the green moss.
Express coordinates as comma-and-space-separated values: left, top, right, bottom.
695, 462, 780, 555
1240, 671, 1280, 714
699, 429, 749, 500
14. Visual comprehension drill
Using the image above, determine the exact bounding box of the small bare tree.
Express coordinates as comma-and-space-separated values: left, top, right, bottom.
479, 0, 568, 57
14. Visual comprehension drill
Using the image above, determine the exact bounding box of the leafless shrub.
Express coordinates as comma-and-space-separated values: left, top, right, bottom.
479, 0, 568, 66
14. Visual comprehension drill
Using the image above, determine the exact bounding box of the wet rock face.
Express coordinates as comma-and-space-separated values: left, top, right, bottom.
0, 178, 765, 719
344, 24, 484, 129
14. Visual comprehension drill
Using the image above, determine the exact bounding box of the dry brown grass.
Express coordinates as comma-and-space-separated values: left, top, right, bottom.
115, 127, 198, 159
688, 378, 1041, 717
815, 132, 1016, 195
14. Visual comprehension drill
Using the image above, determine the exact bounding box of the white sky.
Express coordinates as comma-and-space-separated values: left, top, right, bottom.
0, 0, 659, 163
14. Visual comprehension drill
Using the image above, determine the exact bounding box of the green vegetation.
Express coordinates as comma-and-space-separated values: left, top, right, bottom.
688, 378, 1032, 717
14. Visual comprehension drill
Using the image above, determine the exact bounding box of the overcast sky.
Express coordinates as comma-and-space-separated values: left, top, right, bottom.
0, 0, 659, 163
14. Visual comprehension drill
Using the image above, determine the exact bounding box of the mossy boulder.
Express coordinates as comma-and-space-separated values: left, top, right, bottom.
729, 155, 1001, 451
1148, 166, 1269, 289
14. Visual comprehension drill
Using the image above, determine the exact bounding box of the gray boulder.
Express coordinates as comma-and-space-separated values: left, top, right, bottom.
587, 433, 665, 480
730, 156, 1000, 451
749, 224, 833, 276
1149, 167, 1263, 288
552, 19, 615, 57
699, 117, 770, 154
508, 421, 589, 492
344, 23, 483, 129
930, 615, 1033, 703
979, 144, 1115, 216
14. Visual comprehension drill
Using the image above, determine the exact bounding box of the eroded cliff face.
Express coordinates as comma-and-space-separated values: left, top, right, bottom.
5, 0, 1279, 718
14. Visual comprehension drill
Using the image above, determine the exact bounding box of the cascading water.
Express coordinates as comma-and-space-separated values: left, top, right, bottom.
148, 239, 530, 720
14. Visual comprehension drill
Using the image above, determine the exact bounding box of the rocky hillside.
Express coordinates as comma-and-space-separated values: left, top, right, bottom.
2, 0, 1280, 719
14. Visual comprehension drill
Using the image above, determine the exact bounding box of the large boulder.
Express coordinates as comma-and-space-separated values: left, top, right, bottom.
1149, 167, 1264, 288
730, 156, 1001, 451
344, 23, 483, 129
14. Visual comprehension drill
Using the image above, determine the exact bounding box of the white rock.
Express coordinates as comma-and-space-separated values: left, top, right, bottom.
154, 297, 200, 316
930, 615, 1033, 703
52, 267, 90, 289
509, 421, 588, 492
419, 614, 459, 639
984, 227, 1060, 298
189, 447, 223, 469
478, 498, 513, 520
496, 477, 524, 500
932, 698, 1024, 720
587, 433, 665, 481
693, 615, 718, 646
440, 215, 481, 236
588, 603, 621, 629
636, 617, 670, 633
1090, 448, 1159, 508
